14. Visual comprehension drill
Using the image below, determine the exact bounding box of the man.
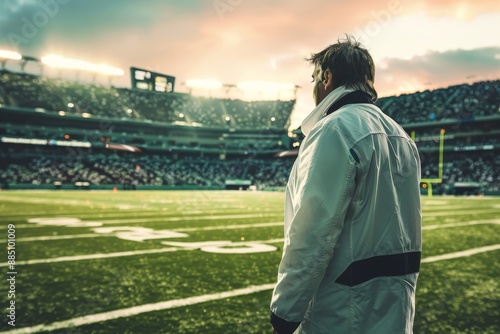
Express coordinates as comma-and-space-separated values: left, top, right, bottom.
270, 36, 422, 334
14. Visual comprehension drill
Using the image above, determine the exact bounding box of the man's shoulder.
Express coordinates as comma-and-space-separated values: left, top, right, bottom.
316, 103, 409, 146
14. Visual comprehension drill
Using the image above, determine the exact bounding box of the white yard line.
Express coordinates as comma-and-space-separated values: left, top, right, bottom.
173, 221, 283, 232
3, 243, 500, 334
4, 213, 282, 229
422, 204, 492, 211
0, 222, 284, 243
98, 213, 280, 225
0, 283, 276, 334
423, 219, 500, 230
421, 244, 500, 263
0, 209, 277, 221
422, 209, 500, 218
4, 208, 497, 229
8, 218, 500, 243
0, 238, 284, 267
13, 234, 111, 242
0, 248, 183, 267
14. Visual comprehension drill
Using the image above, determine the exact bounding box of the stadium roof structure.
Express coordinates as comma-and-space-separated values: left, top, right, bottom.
22, 55, 39, 62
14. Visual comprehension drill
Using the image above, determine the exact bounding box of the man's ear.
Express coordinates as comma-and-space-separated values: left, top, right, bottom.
322, 69, 333, 90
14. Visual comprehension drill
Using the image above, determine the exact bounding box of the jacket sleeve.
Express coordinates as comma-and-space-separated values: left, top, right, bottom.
270, 124, 357, 333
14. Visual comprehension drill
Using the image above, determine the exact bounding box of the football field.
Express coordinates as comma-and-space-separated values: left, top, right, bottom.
0, 191, 499, 333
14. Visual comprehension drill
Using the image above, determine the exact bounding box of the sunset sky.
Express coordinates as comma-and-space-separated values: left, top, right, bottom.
1, 0, 499, 129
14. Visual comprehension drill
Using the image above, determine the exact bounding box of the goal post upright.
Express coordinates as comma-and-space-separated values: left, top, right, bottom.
417, 129, 445, 198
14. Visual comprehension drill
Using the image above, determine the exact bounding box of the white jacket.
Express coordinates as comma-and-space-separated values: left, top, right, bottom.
271, 87, 422, 334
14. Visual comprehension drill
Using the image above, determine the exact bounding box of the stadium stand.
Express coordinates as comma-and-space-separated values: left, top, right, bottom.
375, 80, 500, 124
0, 70, 293, 129
0, 146, 291, 188
0, 68, 499, 193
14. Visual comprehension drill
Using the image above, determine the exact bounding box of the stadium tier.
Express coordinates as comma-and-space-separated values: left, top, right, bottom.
376, 80, 500, 123
0, 70, 294, 129
0, 70, 499, 193
0, 146, 295, 189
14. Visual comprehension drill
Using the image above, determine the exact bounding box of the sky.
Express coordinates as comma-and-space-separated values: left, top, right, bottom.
0, 0, 499, 129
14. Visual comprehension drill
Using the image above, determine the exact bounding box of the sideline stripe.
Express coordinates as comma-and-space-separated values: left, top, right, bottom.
0, 283, 276, 334
4, 244, 500, 333
421, 244, 500, 263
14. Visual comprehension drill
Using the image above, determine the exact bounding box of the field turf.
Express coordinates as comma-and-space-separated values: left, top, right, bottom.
0, 191, 499, 333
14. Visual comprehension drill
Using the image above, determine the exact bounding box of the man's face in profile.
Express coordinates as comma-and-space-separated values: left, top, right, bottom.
312, 64, 331, 106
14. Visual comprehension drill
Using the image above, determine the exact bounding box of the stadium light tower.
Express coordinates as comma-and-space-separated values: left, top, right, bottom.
41, 54, 124, 76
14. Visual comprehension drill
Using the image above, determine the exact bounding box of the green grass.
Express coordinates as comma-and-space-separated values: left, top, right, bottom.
0, 191, 499, 333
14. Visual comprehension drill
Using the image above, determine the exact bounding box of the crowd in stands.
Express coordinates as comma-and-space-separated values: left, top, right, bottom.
0, 149, 295, 189
375, 80, 500, 124
1, 69, 499, 193
421, 152, 500, 192
415, 135, 498, 151
1, 147, 499, 192
3, 69, 499, 132
0, 70, 294, 129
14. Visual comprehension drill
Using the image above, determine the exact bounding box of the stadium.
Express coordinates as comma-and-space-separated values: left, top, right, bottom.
1, 68, 499, 194
1, 1, 500, 333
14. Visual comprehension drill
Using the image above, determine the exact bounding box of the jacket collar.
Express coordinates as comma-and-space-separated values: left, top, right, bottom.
301, 86, 356, 137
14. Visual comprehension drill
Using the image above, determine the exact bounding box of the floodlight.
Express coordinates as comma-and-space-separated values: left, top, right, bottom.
41, 54, 124, 76
185, 79, 223, 89
0, 50, 22, 60
237, 81, 295, 91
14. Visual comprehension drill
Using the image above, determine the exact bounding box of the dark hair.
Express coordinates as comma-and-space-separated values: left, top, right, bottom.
307, 35, 377, 101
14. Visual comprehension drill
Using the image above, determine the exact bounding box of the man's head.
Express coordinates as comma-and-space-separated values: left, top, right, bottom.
308, 35, 377, 105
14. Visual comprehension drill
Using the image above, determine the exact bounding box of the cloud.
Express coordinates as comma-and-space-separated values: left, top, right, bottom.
0, 0, 211, 53
414, 0, 500, 20
376, 46, 500, 96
